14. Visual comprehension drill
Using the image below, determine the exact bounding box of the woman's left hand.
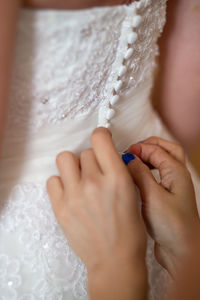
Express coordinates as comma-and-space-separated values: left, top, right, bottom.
46, 126, 147, 300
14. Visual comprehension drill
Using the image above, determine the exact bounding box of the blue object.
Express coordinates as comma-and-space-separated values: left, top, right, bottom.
122, 153, 136, 165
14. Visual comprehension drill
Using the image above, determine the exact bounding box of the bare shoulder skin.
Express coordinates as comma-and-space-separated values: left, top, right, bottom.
153, 0, 200, 153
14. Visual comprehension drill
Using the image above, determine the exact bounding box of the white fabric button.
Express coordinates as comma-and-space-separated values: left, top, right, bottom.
132, 15, 142, 28
131, 6, 137, 15
105, 122, 111, 129
127, 32, 138, 44
114, 80, 123, 93
136, 2, 142, 9
106, 109, 115, 120
110, 95, 120, 106
118, 65, 127, 77
124, 48, 134, 60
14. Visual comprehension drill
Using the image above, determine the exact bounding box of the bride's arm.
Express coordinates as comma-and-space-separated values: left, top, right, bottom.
153, 0, 200, 153
0, 0, 22, 157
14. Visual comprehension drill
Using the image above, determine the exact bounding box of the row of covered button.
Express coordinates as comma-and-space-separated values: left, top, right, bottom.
105, 5, 143, 128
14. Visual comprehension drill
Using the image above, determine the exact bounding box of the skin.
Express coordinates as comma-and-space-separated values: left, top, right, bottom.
47, 127, 200, 298
169, 238, 200, 300
126, 137, 200, 277
0, 1, 200, 297
47, 127, 148, 300
153, 0, 200, 153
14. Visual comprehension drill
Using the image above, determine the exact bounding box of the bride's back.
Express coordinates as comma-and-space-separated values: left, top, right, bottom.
1, 1, 184, 299
5, 0, 166, 137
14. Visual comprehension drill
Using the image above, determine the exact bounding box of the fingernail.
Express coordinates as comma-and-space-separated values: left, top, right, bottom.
122, 153, 136, 165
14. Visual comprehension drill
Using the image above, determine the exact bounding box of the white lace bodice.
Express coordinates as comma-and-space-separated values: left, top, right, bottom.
6, 0, 166, 138
4, 1, 200, 299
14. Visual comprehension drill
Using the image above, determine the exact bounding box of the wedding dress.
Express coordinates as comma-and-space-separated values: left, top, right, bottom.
0, 0, 200, 299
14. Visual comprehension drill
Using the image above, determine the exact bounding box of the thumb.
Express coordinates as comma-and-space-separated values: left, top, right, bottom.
122, 153, 159, 199
127, 143, 186, 194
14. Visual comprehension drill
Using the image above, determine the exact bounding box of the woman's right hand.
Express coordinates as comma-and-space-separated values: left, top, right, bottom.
47, 127, 147, 300
125, 136, 200, 277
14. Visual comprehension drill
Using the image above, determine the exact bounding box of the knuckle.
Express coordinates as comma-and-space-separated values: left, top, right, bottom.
147, 136, 158, 142
159, 158, 169, 170
144, 136, 158, 144
83, 176, 101, 195
110, 172, 130, 188
153, 145, 162, 153
80, 148, 93, 158
149, 145, 161, 161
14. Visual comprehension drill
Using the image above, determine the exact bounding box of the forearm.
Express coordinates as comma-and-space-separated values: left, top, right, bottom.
0, 0, 22, 157
169, 237, 200, 300
87, 258, 148, 300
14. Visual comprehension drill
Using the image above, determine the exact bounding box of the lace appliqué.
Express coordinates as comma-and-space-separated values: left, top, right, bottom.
0, 183, 88, 299
6, 0, 167, 138
0, 181, 171, 300
0, 255, 21, 299
6, 7, 126, 138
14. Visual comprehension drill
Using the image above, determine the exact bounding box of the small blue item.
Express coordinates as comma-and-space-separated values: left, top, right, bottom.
122, 153, 136, 165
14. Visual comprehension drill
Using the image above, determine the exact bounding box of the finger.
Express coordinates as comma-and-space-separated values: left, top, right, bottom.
126, 155, 163, 234
123, 154, 160, 198
90, 127, 125, 174
141, 136, 185, 164
127, 143, 184, 193
46, 175, 64, 212
56, 151, 81, 189
80, 148, 102, 177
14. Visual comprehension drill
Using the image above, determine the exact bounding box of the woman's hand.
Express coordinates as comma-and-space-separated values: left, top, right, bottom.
47, 127, 147, 300
125, 136, 200, 277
